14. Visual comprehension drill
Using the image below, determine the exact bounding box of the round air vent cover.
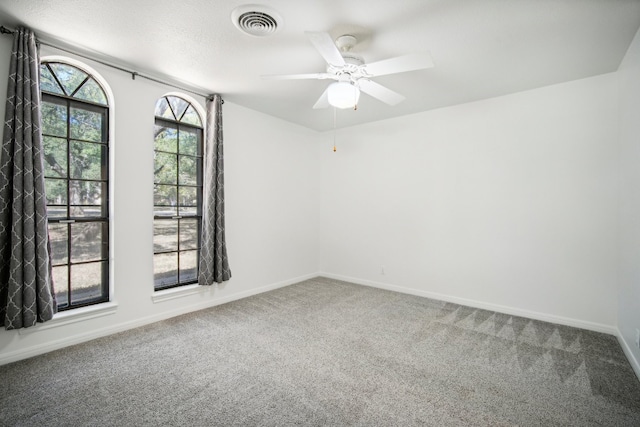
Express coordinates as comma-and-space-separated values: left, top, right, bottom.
232, 5, 282, 37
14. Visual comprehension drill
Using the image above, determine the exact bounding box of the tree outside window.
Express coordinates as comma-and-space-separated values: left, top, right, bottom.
40, 61, 110, 310
153, 95, 203, 290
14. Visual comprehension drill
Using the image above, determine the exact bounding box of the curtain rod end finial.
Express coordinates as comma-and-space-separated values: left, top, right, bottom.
208, 95, 224, 104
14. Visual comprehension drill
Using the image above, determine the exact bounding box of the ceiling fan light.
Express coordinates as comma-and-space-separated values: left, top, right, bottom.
327, 82, 360, 109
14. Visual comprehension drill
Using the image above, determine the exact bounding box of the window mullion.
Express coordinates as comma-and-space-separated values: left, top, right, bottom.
69, 75, 90, 98
66, 100, 72, 304
177, 219, 181, 284
176, 124, 181, 284
47, 63, 67, 96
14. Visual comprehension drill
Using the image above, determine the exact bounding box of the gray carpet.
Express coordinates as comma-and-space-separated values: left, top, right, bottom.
1, 277, 639, 426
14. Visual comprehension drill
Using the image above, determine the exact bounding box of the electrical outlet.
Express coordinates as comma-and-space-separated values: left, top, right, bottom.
636, 329, 640, 349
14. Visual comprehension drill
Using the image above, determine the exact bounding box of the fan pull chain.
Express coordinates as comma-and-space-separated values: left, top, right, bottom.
354, 86, 358, 110
333, 107, 337, 152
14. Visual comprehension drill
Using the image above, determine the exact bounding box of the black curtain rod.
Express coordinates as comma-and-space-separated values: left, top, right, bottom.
0, 25, 222, 102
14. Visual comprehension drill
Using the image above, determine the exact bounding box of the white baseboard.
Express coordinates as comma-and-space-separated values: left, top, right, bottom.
617, 331, 640, 381
1, 271, 626, 367
319, 272, 618, 335
0, 272, 318, 366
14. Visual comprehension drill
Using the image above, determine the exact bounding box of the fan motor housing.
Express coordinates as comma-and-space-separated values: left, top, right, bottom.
327, 52, 365, 81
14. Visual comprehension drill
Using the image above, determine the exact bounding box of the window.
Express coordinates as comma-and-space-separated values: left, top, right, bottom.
153, 95, 203, 290
40, 61, 110, 311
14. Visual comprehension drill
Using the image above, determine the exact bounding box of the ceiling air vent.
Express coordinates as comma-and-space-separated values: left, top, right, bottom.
232, 5, 282, 37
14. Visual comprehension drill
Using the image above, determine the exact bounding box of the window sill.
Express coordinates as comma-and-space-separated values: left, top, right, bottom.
18, 301, 118, 335
152, 284, 201, 304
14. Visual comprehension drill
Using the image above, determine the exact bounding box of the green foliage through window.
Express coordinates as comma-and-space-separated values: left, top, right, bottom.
153, 96, 203, 290
41, 60, 109, 310
41, 62, 107, 105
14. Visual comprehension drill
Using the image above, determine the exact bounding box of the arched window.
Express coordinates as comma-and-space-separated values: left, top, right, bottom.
40, 60, 110, 310
153, 95, 203, 290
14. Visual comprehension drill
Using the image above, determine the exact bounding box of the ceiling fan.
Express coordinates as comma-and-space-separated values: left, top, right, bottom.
263, 31, 434, 110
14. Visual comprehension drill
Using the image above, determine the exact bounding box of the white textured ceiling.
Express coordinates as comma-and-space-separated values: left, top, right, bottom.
1, 0, 639, 131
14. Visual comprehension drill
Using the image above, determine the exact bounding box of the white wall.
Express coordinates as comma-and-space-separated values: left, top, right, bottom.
618, 26, 640, 376
0, 30, 634, 366
319, 73, 619, 332
0, 42, 321, 364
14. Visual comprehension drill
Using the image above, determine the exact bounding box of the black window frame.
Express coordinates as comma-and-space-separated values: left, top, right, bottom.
153, 98, 204, 291
40, 61, 110, 311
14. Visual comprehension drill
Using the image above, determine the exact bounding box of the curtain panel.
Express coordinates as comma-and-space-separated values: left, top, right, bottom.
198, 95, 231, 285
0, 27, 56, 329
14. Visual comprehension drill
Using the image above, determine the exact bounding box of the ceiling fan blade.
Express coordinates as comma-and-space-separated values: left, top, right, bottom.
262, 73, 332, 80
312, 87, 330, 109
305, 31, 345, 67
363, 53, 434, 77
359, 79, 405, 105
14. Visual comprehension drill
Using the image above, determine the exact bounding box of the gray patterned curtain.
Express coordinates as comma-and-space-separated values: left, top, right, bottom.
0, 27, 56, 329
198, 95, 231, 285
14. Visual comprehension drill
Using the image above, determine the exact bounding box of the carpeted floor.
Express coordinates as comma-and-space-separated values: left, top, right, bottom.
1, 277, 639, 426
